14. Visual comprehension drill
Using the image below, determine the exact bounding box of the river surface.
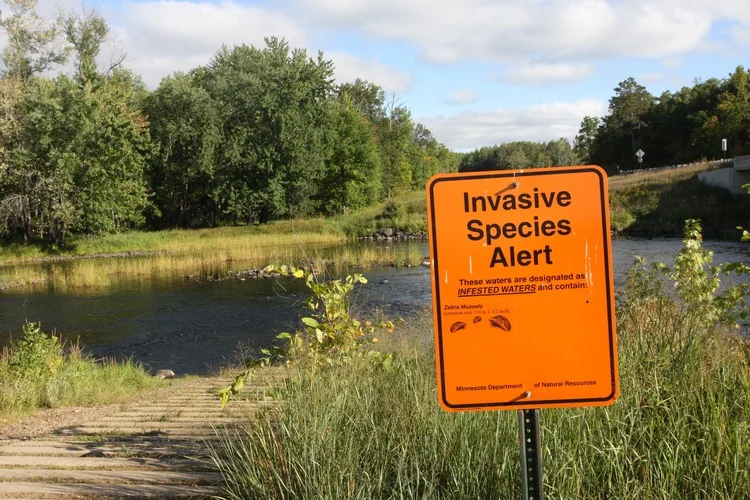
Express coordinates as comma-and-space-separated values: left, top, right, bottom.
1, 238, 748, 375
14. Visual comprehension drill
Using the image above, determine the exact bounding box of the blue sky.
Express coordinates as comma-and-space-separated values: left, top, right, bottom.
2, 0, 749, 151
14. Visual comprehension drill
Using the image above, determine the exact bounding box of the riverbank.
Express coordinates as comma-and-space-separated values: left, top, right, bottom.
0, 191, 427, 265
0, 192, 428, 291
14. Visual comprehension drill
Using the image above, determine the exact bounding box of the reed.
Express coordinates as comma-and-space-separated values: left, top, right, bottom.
0, 240, 428, 292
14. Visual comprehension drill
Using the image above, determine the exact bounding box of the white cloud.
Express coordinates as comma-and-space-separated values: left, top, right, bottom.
293, 0, 731, 63
445, 90, 478, 105
728, 23, 750, 47
110, 1, 308, 87
503, 62, 595, 85
422, 98, 606, 152
661, 57, 683, 68
328, 51, 412, 93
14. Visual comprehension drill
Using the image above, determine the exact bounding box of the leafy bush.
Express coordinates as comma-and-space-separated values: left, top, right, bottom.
381, 200, 406, 221
7, 322, 63, 380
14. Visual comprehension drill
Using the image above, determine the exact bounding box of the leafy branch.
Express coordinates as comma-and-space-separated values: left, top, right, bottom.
218, 265, 398, 407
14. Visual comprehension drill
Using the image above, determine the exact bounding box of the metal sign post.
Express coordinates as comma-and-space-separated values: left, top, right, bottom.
636, 149, 645, 167
518, 409, 543, 500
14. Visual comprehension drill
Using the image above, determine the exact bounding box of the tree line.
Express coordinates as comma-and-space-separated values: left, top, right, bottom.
576, 70, 750, 171
0, 1, 459, 245
459, 68, 750, 174
458, 139, 578, 172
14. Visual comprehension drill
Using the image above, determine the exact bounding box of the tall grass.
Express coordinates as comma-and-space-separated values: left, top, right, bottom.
212, 226, 750, 499
0, 240, 427, 292
0, 322, 163, 423
0, 191, 430, 291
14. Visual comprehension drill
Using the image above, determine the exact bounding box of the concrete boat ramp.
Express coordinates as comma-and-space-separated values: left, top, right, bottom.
0, 375, 275, 498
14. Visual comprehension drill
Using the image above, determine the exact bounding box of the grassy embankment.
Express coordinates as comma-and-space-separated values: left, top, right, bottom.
0, 322, 163, 425
609, 162, 750, 238
213, 225, 750, 499
0, 192, 427, 291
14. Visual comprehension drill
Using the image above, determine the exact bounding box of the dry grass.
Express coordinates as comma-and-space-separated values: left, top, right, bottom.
609, 162, 715, 192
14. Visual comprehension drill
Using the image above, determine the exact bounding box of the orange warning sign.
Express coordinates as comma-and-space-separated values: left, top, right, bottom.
426, 165, 618, 412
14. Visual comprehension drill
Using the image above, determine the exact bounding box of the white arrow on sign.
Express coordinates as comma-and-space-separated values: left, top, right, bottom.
636, 149, 645, 158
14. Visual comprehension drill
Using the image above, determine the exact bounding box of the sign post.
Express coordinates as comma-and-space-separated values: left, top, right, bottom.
426, 165, 619, 498
722, 138, 727, 159
636, 149, 645, 167
519, 408, 543, 499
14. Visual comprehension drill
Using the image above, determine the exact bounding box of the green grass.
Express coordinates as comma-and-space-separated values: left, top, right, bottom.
0, 323, 164, 424
211, 252, 750, 499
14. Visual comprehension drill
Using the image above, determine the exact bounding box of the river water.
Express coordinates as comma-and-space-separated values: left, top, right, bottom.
1, 238, 748, 375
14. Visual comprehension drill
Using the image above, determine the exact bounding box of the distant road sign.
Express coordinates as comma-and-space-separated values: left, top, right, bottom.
636, 149, 645, 158
426, 165, 618, 412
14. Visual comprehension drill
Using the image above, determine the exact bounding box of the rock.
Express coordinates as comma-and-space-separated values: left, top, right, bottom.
381, 227, 394, 237
420, 258, 431, 267
82, 451, 107, 458
154, 369, 176, 379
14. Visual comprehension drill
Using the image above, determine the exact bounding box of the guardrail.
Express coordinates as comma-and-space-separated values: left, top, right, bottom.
619, 158, 734, 176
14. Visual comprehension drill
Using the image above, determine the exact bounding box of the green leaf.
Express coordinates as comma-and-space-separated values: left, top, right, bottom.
232, 375, 244, 393
382, 354, 394, 372
263, 265, 275, 273
302, 317, 320, 328
293, 269, 305, 278
218, 387, 231, 408
315, 328, 325, 343
277, 332, 292, 339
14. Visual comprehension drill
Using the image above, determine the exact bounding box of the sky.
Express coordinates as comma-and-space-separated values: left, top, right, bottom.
1, 0, 749, 151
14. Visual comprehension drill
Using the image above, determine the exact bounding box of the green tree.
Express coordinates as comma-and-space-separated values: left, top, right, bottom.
319, 96, 381, 214
546, 138, 577, 166
203, 38, 335, 222
62, 8, 120, 86
0, 0, 68, 79
574, 116, 600, 164
379, 100, 414, 197
712, 66, 750, 155
337, 79, 385, 124
144, 73, 222, 226
605, 77, 654, 168
9, 72, 153, 244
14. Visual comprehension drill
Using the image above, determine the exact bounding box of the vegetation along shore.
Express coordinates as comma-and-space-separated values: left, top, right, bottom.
212, 224, 749, 498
